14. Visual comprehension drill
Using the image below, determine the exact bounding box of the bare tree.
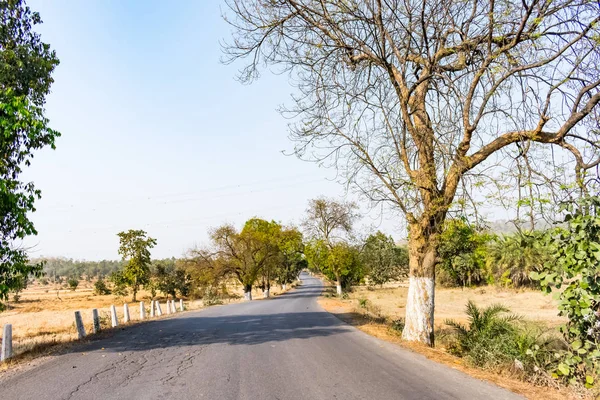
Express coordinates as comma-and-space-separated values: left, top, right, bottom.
223, 0, 600, 345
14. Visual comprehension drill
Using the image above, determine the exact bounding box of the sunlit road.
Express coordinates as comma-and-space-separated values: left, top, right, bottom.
0, 273, 522, 399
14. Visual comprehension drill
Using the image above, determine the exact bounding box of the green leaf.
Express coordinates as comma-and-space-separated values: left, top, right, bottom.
557, 363, 570, 376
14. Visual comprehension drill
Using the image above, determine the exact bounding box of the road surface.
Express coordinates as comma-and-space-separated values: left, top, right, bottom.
0, 273, 522, 399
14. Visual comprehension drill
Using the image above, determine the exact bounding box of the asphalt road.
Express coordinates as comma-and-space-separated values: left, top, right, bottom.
0, 273, 523, 399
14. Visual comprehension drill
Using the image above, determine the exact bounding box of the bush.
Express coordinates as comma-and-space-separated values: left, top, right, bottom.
444, 301, 556, 374
358, 298, 368, 308
94, 278, 111, 295
67, 278, 79, 291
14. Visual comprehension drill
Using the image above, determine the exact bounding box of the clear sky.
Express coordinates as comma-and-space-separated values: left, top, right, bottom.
21, 0, 408, 260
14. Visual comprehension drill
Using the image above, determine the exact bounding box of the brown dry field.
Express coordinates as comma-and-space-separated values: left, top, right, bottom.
0, 279, 288, 365
344, 282, 565, 328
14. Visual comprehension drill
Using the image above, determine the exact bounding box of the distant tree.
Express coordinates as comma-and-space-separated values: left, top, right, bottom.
154, 259, 191, 299
192, 219, 282, 301
487, 231, 552, 288
303, 198, 359, 294
306, 240, 363, 293
274, 226, 305, 289
0, 0, 60, 309
362, 232, 407, 286
117, 230, 157, 301
94, 278, 111, 295
67, 277, 78, 291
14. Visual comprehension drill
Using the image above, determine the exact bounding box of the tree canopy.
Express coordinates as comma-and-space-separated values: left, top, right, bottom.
0, 0, 60, 308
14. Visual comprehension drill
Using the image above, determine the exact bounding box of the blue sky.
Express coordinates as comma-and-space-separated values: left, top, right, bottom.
21, 0, 405, 260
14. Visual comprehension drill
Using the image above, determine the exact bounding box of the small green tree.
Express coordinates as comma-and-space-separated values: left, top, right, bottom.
306, 240, 363, 294
117, 230, 157, 302
94, 278, 111, 295
67, 277, 78, 291
361, 232, 407, 286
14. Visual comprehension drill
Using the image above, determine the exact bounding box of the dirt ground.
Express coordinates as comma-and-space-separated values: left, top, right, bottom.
342, 283, 565, 328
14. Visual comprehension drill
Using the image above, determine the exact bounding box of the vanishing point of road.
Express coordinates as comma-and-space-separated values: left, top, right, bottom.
0, 273, 522, 399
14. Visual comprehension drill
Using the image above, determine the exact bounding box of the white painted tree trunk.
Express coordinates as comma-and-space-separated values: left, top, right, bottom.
282, 284, 287, 291
401, 276, 435, 345
244, 291, 252, 301
336, 284, 342, 295
110, 305, 119, 327
263, 289, 270, 298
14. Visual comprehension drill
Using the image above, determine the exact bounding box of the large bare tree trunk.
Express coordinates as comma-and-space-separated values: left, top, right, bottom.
402, 225, 437, 346
243, 284, 253, 301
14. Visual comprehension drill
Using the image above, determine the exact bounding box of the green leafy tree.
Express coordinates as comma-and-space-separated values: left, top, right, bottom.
362, 232, 407, 286
306, 240, 363, 293
437, 220, 490, 287
193, 219, 282, 301
67, 277, 78, 291
117, 230, 157, 302
0, 0, 60, 309
94, 278, 111, 295
487, 231, 553, 288
154, 259, 190, 299
274, 226, 305, 289
532, 196, 600, 387
109, 270, 129, 297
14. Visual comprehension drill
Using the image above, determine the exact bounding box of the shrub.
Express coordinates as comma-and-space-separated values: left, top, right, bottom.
358, 298, 368, 308
444, 301, 556, 374
67, 278, 79, 291
94, 278, 111, 295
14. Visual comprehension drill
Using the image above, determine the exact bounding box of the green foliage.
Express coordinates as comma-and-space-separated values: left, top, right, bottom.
531, 196, 600, 387
153, 259, 191, 299
445, 301, 554, 372
437, 220, 490, 287
0, 0, 59, 309
306, 240, 364, 290
109, 271, 128, 297
93, 278, 111, 295
361, 231, 408, 286
358, 298, 368, 308
67, 277, 78, 291
487, 231, 553, 288
117, 229, 157, 301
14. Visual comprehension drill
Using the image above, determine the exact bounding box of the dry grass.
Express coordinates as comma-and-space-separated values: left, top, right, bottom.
342, 283, 565, 328
0, 279, 294, 368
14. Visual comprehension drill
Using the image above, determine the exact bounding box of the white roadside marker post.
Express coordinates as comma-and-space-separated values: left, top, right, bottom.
110, 305, 119, 327
156, 302, 163, 316
179, 299, 184, 312
123, 303, 130, 323
150, 300, 156, 317
1, 324, 13, 361
92, 309, 101, 333
74, 311, 86, 339
140, 301, 145, 320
